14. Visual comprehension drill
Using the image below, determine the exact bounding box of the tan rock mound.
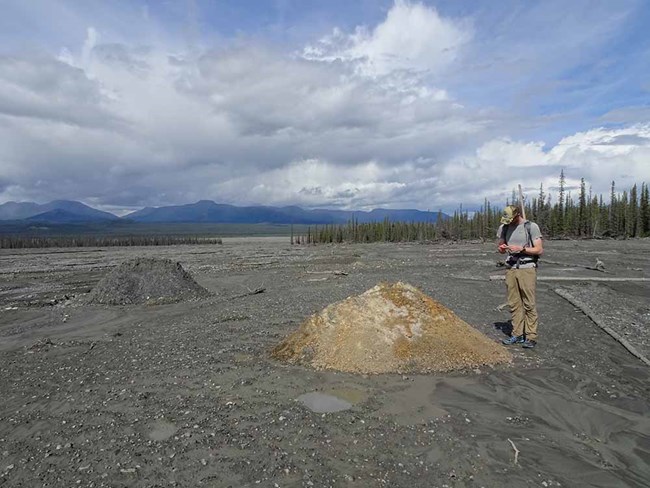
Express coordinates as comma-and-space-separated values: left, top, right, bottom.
272, 282, 511, 374
86, 258, 210, 305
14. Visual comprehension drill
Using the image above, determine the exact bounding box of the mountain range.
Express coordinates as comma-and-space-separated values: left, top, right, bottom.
0, 200, 119, 222
0, 200, 445, 225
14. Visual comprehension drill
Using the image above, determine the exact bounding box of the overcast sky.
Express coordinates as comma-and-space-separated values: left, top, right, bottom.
0, 0, 649, 213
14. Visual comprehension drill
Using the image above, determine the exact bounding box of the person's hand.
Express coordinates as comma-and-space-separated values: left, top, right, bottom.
498, 243, 508, 253
508, 245, 524, 253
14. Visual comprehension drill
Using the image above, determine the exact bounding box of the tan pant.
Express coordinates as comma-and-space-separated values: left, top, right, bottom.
505, 268, 539, 340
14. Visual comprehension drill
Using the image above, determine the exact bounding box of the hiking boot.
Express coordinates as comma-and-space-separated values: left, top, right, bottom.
522, 339, 537, 349
502, 335, 524, 345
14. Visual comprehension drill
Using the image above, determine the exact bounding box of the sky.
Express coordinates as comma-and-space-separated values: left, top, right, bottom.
0, 0, 649, 214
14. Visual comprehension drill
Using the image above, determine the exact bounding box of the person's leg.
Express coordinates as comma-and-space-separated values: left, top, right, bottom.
506, 269, 525, 338
518, 268, 538, 341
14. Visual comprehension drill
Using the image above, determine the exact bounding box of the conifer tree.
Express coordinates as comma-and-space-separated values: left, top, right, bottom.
619, 191, 628, 237
578, 178, 587, 236
640, 183, 649, 236
629, 184, 639, 237
609, 181, 617, 236
558, 169, 566, 234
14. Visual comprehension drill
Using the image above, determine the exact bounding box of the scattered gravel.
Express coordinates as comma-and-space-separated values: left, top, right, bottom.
556, 282, 650, 361
1, 238, 649, 487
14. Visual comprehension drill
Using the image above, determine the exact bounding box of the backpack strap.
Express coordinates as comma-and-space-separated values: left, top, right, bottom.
524, 221, 539, 264
524, 221, 533, 248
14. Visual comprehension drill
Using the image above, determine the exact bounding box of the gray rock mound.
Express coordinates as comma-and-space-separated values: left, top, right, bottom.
86, 258, 210, 305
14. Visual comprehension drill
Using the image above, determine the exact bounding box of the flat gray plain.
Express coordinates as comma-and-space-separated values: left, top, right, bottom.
1, 238, 649, 487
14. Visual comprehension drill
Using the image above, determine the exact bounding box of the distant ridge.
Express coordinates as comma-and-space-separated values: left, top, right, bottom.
0, 199, 446, 225
0, 200, 119, 222
124, 200, 445, 224
26, 209, 117, 223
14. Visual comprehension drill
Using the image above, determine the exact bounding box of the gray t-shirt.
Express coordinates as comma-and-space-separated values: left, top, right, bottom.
497, 221, 542, 269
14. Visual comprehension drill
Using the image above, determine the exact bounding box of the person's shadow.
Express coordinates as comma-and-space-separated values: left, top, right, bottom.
493, 321, 513, 337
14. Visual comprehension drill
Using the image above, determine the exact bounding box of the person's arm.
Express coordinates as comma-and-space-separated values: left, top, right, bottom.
497, 224, 507, 254
508, 238, 543, 256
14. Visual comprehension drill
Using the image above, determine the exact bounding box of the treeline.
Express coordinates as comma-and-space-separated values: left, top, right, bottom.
0, 235, 223, 249
294, 173, 649, 244
292, 219, 440, 244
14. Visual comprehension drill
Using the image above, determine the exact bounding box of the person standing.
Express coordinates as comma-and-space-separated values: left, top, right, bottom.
497, 205, 544, 348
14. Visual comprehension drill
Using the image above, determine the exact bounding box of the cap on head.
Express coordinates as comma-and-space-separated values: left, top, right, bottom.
500, 205, 520, 225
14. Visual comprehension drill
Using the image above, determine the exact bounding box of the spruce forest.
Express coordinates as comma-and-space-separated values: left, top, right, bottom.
0, 235, 223, 249
296, 172, 650, 244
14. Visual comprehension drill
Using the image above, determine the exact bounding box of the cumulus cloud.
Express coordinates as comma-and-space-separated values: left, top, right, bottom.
207, 158, 408, 209
303, 0, 470, 78
0, 54, 122, 128
0, 3, 485, 210
436, 125, 650, 208
0, 0, 647, 213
